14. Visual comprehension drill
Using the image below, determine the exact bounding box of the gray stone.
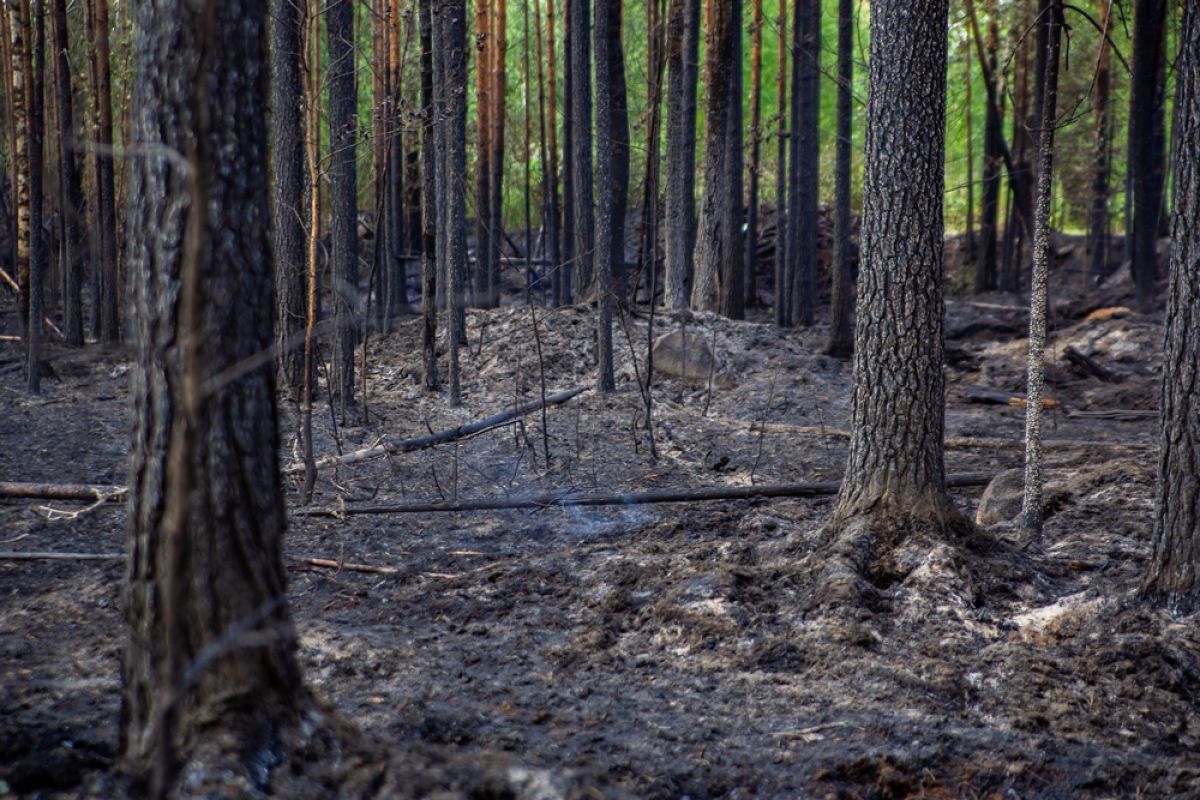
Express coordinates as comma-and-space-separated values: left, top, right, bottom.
651, 328, 734, 388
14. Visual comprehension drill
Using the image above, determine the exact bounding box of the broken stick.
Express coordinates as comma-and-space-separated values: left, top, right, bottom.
0, 481, 127, 501
284, 385, 590, 475
292, 473, 995, 517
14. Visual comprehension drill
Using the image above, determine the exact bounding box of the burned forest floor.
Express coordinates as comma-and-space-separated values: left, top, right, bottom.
2, 246, 1199, 798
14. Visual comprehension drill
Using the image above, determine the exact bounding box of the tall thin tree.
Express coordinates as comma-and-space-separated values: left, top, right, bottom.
327, 0, 359, 410
663, 0, 699, 310
826, 0, 854, 357
788, 0, 820, 327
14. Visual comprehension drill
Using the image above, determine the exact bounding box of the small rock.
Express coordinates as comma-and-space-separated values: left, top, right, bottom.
651, 328, 734, 388
976, 468, 1026, 525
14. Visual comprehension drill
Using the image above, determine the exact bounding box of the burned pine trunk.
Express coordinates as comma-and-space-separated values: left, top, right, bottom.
593, 0, 620, 390
84, 0, 118, 343
420, 0, 439, 389
1086, 0, 1113, 288
327, 0, 359, 410
1128, 0, 1167, 308
568, 0, 594, 294
1145, 1, 1200, 610
830, 0, 966, 541
788, 0, 820, 327
123, 0, 306, 791
663, 0, 699, 310
270, 0, 308, 396
975, 0, 1001, 293
825, 0, 853, 358
50, 0, 84, 348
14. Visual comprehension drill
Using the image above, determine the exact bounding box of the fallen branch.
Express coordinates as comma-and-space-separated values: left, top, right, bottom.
284, 386, 590, 475
293, 557, 399, 575
0, 550, 123, 562
746, 423, 1150, 451
292, 473, 996, 517
0, 266, 65, 339
1063, 346, 1121, 383
964, 385, 1059, 409
0, 481, 127, 501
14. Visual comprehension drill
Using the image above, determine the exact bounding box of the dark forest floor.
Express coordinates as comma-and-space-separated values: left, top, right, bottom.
2, 245, 1199, 798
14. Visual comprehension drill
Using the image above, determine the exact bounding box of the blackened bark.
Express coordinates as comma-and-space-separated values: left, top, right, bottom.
420, 0, 439, 389
560, 0, 575, 303
85, 0, 118, 343
831, 0, 963, 530
745, 0, 762, 308
691, 0, 740, 313
1129, 0, 1167, 307
439, 0, 468, 405
473, 0, 492, 307
593, 0, 616, 390
271, 0, 308, 395
50, 0, 83, 347
1086, 0, 1113, 287
976, 0, 1001, 293
487, 0, 506, 308
569, 0, 594, 294
663, 0, 698, 309
1145, 1, 1200, 610
123, 0, 304, 790
328, 0, 359, 408
1019, 0, 1063, 536
10, 1, 29, 335
825, 0, 853, 358
607, 0, 629, 303
24, 0, 43, 392
772, 0, 787, 326
720, 0, 744, 320
789, 0, 819, 326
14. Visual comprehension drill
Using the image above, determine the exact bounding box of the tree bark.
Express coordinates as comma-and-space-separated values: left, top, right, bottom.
487, 0, 507, 308
831, 0, 964, 534
975, 0, 1001, 293
327, 0, 359, 410
560, 0, 575, 303
663, 0, 699, 310
1145, 0, 1200, 610
22, 0, 44, 392
438, 0, 468, 406
1018, 0, 1063, 537
84, 0, 118, 343
123, 1, 305, 791
788, 0, 820, 326
270, 0, 308, 396
420, 0, 439, 389
719, 0, 744, 320
772, 0, 787, 326
745, 0, 762, 308
49, 0, 83, 348
825, 0, 853, 357
535, 0, 560, 306
473, 0, 492, 307
1086, 0, 1113, 288
9, 2, 28, 338
691, 0, 740, 313
569, 0, 594, 295
593, 0, 618, 390
1129, 0, 1167, 308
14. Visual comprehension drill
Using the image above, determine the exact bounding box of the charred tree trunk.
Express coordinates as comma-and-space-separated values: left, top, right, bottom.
721, 0, 744, 320
1019, 0, 1063, 536
438, 0, 468, 405
663, 0, 699, 310
487, 0, 507, 307
1145, 0, 1200, 609
607, 0, 628, 304
84, 0, 118, 343
772, 0, 787, 326
473, 0, 492, 307
831, 0, 966, 539
560, 0, 575, 303
1129, 0, 1167, 308
593, 0, 616, 390
691, 0, 740, 313
825, 0, 853, 357
788, 0, 819, 326
327, 0, 359, 410
24, 0, 43, 392
123, 1, 306, 791
1087, 0, 1113, 287
745, 0, 762, 308
976, 0, 1001, 293
420, 0, 439, 389
568, 0, 593, 295
535, 0, 559, 306
270, 0, 308, 396
9, 2, 28, 337
50, 0, 83, 347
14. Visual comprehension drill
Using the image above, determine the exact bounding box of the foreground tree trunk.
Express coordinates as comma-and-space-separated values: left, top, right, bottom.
1145, 1, 1200, 610
788, 0, 820, 326
84, 0, 118, 343
691, 0, 740, 312
123, 1, 305, 791
830, 0, 964, 540
663, 0, 699, 310
23, 0, 45, 392
1086, 0, 1113, 288
569, 0, 594, 294
772, 0, 787, 326
420, 0, 439, 389
439, 0, 468, 405
271, 0, 308, 396
975, 0, 1001, 293
1018, 0, 1063, 536
593, 0, 619, 390
328, 0, 359, 410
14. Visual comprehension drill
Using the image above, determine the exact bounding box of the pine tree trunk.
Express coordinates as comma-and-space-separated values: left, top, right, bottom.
826, 0, 853, 357
745, 0, 762, 309
420, 0, 439, 389
788, 0, 819, 326
270, 0, 308, 396
85, 0, 118, 343
1129, 0, 1167, 308
24, 0, 43, 393
663, 0, 698, 310
976, 0, 1001, 293
327, 0, 359, 410
1145, 0, 1200, 609
607, 0, 629, 303
439, 0, 468, 405
569, 0, 593, 295
691, 0, 739, 313
50, 0, 83, 347
720, 0, 744, 320
772, 0, 787, 326
9, 1, 28, 337
487, 0, 507, 308
123, 2, 305, 790
593, 0, 616, 390
831, 0, 963, 533
473, 0, 492, 307
1087, 0, 1113, 288
1019, 0, 1063, 537
535, 0, 559, 306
